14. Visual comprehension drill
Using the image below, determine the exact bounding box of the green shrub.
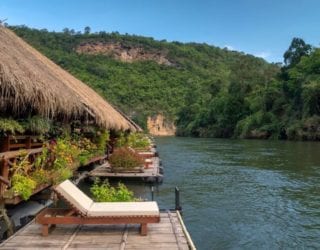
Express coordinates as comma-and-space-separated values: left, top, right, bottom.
11, 174, 37, 200
78, 154, 90, 166
115, 132, 127, 147
287, 116, 320, 140
95, 130, 110, 154
23, 116, 51, 135
0, 118, 24, 136
115, 132, 150, 150
109, 147, 144, 171
235, 111, 279, 139
34, 138, 81, 184
30, 168, 50, 185
74, 136, 100, 166
90, 179, 135, 202
127, 133, 150, 150
286, 121, 302, 140
52, 138, 81, 170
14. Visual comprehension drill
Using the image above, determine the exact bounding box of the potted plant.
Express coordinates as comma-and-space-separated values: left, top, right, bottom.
109, 147, 144, 173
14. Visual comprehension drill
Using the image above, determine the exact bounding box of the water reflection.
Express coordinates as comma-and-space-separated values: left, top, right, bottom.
153, 137, 320, 249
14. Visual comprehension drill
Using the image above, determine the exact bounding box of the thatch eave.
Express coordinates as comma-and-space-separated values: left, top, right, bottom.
0, 26, 140, 131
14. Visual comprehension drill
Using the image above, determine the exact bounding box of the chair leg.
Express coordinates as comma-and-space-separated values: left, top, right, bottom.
140, 223, 147, 236
42, 224, 49, 236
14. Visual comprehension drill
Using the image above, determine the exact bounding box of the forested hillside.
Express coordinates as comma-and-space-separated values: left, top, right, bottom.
8, 25, 320, 140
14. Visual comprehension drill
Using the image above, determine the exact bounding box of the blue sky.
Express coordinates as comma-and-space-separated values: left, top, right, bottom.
1, 0, 320, 63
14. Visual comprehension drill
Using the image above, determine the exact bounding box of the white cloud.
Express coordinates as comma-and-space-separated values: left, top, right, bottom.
223, 46, 272, 61
224, 45, 235, 50
254, 52, 271, 59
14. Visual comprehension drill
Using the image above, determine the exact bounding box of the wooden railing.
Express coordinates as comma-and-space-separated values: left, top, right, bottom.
0, 135, 43, 152
0, 148, 43, 204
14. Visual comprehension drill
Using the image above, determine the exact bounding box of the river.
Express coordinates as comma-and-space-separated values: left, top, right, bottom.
118, 137, 320, 249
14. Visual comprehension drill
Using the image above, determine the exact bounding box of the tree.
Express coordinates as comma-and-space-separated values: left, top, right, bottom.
283, 38, 312, 67
62, 28, 70, 34
84, 26, 91, 35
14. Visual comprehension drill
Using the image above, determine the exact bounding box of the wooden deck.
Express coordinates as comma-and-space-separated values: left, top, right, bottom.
0, 211, 195, 250
89, 157, 163, 183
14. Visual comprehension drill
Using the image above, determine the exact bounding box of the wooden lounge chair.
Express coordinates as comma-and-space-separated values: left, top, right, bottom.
36, 180, 160, 236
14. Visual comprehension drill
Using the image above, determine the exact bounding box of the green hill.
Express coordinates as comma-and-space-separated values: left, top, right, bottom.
8, 25, 320, 140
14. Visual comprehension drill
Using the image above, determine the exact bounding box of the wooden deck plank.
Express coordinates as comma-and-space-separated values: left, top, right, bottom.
68, 245, 120, 250
0, 212, 193, 249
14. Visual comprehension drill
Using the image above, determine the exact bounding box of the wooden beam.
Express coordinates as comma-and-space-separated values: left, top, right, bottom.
0, 148, 42, 159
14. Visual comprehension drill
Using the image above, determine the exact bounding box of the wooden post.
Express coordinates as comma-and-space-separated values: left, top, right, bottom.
140, 223, 147, 236
26, 136, 31, 149
151, 186, 154, 201
0, 136, 10, 152
0, 159, 14, 236
0, 159, 9, 196
42, 224, 49, 236
0, 205, 14, 237
175, 187, 182, 211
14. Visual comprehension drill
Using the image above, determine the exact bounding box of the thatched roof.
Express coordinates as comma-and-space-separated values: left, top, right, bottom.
0, 26, 141, 131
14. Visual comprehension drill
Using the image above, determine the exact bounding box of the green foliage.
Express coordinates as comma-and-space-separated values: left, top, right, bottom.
235, 111, 279, 139
0, 118, 25, 135
72, 131, 110, 166
127, 133, 150, 150
34, 136, 91, 185
34, 147, 49, 169
302, 81, 320, 117
9, 151, 46, 200
283, 38, 312, 67
90, 179, 135, 202
109, 147, 144, 171
8, 26, 320, 140
287, 116, 320, 140
9, 25, 278, 137
286, 121, 302, 140
7, 132, 113, 201
115, 132, 127, 147
11, 174, 37, 200
52, 138, 81, 171
30, 168, 50, 185
23, 116, 51, 135
115, 132, 150, 149
51, 168, 73, 185
95, 130, 110, 154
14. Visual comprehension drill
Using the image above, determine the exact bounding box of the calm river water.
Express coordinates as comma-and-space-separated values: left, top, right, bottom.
106, 137, 320, 249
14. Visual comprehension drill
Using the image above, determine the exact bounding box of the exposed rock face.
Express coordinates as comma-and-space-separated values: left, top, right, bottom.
147, 114, 176, 136
76, 42, 173, 66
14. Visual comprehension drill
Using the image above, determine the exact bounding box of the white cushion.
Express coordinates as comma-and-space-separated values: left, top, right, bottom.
138, 152, 154, 155
55, 180, 160, 218
87, 201, 160, 217
55, 180, 93, 215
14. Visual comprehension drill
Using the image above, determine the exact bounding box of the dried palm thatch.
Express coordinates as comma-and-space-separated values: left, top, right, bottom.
0, 26, 140, 131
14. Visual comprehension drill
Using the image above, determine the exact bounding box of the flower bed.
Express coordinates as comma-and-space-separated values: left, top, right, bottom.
109, 147, 144, 173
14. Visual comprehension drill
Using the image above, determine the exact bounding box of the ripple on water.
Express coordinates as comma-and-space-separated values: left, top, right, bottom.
152, 137, 320, 249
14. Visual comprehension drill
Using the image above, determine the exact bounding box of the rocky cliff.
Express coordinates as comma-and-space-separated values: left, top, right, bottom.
76, 42, 173, 65
147, 114, 176, 136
